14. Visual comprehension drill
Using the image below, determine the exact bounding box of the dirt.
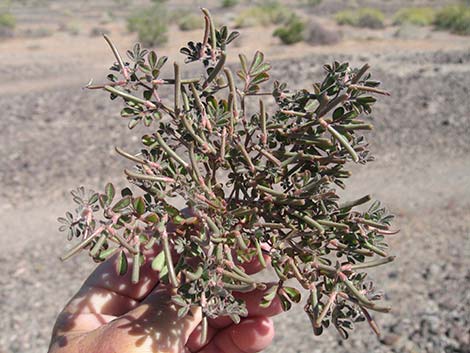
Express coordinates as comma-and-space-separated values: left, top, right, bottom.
0, 1, 469, 353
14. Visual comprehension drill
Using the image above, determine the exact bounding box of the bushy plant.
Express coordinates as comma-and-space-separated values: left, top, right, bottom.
60, 8, 397, 341
221, 0, 238, 8
58, 21, 80, 36
300, 0, 322, 6
393, 7, 435, 26
305, 20, 341, 45
336, 8, 385, 29
273, 14, 305, 44
234, 1, 293, 28
127, 3, 168, 46
434, 5, 470, 35
0, 12, 15, 38
178, 13, 204, 31
24, 26, 53, 38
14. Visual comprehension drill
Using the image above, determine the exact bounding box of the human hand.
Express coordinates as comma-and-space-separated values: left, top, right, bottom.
48, 237, 282, 353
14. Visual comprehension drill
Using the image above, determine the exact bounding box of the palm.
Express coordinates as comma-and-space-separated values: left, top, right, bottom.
49, 244, 281, 353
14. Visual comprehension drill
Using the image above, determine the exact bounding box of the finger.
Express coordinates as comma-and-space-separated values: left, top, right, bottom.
198, 317, 275, 353
187, 284, 283, 351
208, 285, 283, 329
82, 246, 161, 301
186, 320, 218, 352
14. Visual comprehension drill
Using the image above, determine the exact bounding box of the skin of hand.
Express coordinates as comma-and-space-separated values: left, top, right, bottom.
48, 227, 283, 353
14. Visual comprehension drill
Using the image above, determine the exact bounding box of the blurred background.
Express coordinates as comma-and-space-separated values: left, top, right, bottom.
0, 0, 469, 352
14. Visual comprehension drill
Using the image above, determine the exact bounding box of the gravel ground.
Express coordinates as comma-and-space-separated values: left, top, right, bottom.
1, 15, 469, 353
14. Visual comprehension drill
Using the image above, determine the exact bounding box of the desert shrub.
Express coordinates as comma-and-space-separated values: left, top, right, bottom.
305, 20, 341, 45
273, 14, 305, 44
60, 8, 397, 342
434, 5, 470, 35
221, 0, 238, 8
234, 1, 293, 28
127, 4, 168, 46
24, 27, 53, 38
393, 7, 435, 26
300, 0, 322, 6
90, 27, 110, 37
58, 22, 80, 36
178, 13, 204, 31
335, 8, 385, 29
0, 12, 15, 38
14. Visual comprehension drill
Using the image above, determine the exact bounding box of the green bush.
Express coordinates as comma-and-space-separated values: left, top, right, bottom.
393, 7, 435, 26
0, 12, 16, 33
58, 21, 80, 36
221, 0, 238, 8
178, 13, 204, 31
434, 5, 470, 35
127, 4, 168, 46
300, 0, 322, 6
273, 14, 305, 44
335, 8, 385, 29
234, 1, 293, 28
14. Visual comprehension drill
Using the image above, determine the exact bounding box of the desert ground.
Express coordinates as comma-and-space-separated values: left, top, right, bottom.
0, 0, 469, 352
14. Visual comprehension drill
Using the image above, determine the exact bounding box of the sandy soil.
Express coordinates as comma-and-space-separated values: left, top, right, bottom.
0, 1, 469, 353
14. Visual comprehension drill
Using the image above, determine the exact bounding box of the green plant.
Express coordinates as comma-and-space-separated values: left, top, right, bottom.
273, 14, 305, 44
335, 8, 385, 29
178, 13, 204, 31
60, 8, 397, 341
300, 0, 322, 6
434, 5, 470, 35
221, 0, 238, 8
393, 7, 435, 26
24, 26, 53, 38
127, 3, 168, 47
58, 21, 80, 36
234, 1, 293, 28
0, 12, 15, 37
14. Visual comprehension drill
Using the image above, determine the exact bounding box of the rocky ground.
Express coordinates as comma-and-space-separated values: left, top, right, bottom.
0, 1, 469, 353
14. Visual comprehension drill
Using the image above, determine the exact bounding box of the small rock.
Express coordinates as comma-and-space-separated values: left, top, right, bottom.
380, 333, 402, 346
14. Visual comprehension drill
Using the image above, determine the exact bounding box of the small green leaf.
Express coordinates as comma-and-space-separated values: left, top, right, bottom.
177, 305, 190, 319
279, 295, 292, 311
333, 107, 345, 120
121, 187, 133, 197
151, 251, 166, 272
172, 295, 187, 307
148, 50, 157, 68
239, 54, 248, 74
116, 251, 128, 276
112, 196, 131, 212
145, 213, 159, 223
250, 63, 271, 77
99, 248, 116, 261
226, 31, 240, 44
250, 51, 264, 73
164, 204, 180, 217
283, 286, 302, 303
105, 183, 115, 204
260, 285, 278, 308
156, 56, 168, 70
128, 117, 140, 129
133, 196, 146, 216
